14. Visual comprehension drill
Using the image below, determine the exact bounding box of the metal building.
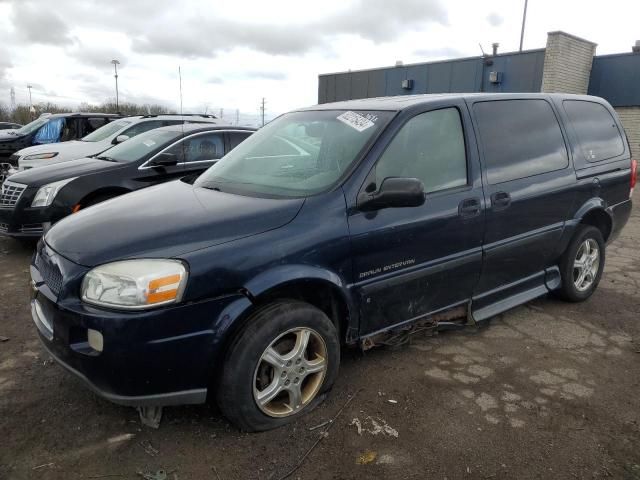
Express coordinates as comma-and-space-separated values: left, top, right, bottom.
318, 32, 640, 159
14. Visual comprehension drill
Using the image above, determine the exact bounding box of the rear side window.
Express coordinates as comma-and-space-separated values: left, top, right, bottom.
474, 99, 568, 184
563, 100, 624, 162
122, 120, 164, 138
375, 107, 467, 194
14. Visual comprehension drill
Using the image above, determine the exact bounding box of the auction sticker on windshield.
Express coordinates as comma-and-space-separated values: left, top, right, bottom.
337, 111, 376, 132
143, 139, 156, 147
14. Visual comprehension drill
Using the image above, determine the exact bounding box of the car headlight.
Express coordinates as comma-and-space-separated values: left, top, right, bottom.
24, 152, 58, 161
31, 177, 77, 207
81, 259, 188, 310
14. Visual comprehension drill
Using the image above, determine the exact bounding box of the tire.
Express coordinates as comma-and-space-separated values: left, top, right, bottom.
556, 225, 606, 302
217, 300, 340, 432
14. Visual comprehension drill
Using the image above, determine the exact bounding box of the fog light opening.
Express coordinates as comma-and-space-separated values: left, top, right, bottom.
87, 329, 104, 352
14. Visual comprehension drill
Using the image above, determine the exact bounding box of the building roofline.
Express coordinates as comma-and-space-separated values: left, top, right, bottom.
547, 30, 598, 46
319, 48, 546, 77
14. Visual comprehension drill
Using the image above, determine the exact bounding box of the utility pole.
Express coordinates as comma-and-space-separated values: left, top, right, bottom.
219, 108, 224, 121
235, 109, 240, 125
10, 87, 16, 113
260, 97, 266, 127
519, 0, 529, 52
111, 59, 120, 111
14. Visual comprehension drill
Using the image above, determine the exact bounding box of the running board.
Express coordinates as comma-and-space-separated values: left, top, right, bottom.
472, 284, 548, 323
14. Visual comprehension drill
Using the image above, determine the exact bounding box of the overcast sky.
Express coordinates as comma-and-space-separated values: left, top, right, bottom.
0, 0, 638, 124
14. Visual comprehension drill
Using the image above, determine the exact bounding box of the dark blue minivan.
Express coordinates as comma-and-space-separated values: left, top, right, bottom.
29, 93, 635, 431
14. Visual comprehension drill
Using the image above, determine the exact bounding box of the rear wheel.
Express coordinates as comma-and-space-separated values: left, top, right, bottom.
557, 225, 605, 302
218, 300, 340, 431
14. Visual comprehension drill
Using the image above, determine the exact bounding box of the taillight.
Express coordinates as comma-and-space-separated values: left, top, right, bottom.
631, 159, 637, 198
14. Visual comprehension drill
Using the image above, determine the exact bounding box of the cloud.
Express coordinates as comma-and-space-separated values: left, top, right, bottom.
132, 0, 448, 58
67, 45, 127, 70
413, 47, 465, 59
486, 12, 504, 27
243, 71, 288, 81
10, 1, 73, 45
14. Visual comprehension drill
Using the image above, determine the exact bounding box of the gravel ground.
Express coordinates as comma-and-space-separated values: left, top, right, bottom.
1, 192, 639, 480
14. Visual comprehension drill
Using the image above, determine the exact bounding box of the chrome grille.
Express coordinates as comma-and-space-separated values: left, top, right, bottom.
35, 251, 63, 296
0, 181, 26, 209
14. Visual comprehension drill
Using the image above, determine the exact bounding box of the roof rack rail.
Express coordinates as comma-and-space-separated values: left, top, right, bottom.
139, 113, 218, 119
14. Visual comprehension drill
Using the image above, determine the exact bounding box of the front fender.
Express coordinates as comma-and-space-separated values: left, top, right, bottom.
244, 264, 358, 336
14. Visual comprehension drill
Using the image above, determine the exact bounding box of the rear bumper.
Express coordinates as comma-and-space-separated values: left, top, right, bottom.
608, 198, 632, 243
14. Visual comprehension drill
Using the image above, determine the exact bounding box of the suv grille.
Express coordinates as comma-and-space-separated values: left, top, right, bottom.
0, 181, 26, 209
35, 251, 63, 296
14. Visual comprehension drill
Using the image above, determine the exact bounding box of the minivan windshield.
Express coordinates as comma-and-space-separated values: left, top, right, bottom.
195, 110, 392, 197
15, 117, 51, 136
96, 129, 182, 163
82, 119, 132, 142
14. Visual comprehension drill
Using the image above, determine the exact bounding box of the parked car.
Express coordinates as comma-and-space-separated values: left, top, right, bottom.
29, 93, 634, 431
0, 122, 22, 130
0, 124, 254, 238
0, 113, 121, 183
12, 114, 219, 172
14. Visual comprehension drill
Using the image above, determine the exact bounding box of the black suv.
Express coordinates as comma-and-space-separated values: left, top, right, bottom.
0, 124, 254, 237
30, 94, 634, 431
0, 113, 121, 181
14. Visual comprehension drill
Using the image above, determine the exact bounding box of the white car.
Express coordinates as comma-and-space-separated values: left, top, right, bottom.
14, 114, 218, 171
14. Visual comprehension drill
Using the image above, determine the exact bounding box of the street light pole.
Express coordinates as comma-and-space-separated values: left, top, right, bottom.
27, 84, 34, 119
519, 0, 529, 52
111, 59, 120, 111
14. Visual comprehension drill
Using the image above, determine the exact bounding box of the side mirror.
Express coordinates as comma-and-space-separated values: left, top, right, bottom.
358, 177, 425, 211
151, 152, 178, 167
112, 134, 130, 145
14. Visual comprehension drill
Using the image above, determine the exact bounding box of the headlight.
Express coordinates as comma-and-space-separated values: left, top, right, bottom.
24, 152, 58, 160
81, 259, 188, 310
31, 177, 76, 207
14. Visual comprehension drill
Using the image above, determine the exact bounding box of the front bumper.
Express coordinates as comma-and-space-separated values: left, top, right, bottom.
0, 186, 63, 238
30, 246, 252, 407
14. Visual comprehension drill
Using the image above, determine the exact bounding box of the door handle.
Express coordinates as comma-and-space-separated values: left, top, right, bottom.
458, 197, 481, 218
490, 191, 511, 211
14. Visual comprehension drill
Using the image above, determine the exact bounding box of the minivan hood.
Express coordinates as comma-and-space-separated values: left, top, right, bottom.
46, 180, 305, 266
8, 158, 124, 187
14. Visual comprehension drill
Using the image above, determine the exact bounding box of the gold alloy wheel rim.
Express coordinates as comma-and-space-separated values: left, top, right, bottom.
253, 327, 328, 418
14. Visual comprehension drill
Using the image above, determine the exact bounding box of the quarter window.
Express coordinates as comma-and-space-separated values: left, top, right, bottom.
474, 99, 568, 184
563, 100, 624, 162
374, 108, 467, 194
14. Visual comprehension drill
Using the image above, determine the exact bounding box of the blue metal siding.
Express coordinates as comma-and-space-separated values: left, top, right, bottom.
319, 50, 545, 103
588, 53, 640, 107
481, 50, 545, 93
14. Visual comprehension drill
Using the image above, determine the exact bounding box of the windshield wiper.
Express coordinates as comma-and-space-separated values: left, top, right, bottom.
95, 155, 117, 162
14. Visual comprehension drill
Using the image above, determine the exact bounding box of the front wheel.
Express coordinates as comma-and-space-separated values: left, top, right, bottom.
218, 300, 340, 432
557, 225, 606, 302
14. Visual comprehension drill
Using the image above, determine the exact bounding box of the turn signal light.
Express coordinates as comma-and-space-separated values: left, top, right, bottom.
147, 274, 182, 305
